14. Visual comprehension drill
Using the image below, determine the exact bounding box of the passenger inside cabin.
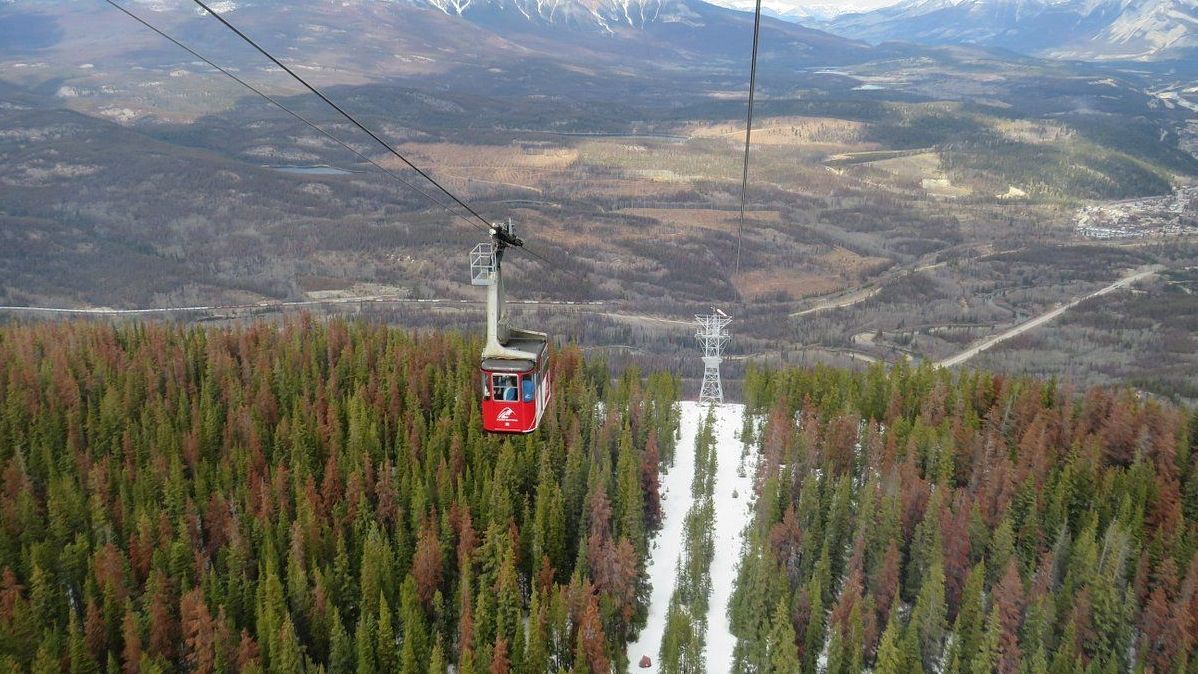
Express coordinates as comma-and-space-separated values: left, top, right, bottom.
493, 374, 518, 401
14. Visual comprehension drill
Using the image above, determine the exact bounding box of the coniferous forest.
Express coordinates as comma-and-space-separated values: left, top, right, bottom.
0, 320, 680, 673
2, 320, 1198, 674
730, 362, 1198, 674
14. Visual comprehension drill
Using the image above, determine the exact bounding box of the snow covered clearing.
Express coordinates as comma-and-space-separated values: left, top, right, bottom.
626, 401, 756, 673
703, 403, 755, 674
627, 401, 701, 672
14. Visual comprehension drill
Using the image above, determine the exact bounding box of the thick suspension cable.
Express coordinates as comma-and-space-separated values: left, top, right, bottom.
734, 0, 764, 278
187, 0, 495, 232
103, 0, 492, 239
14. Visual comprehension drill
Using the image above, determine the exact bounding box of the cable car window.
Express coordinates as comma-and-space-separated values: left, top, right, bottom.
492, 374, 518, 401
522, 377, 535, 403
482, 373, 491, 399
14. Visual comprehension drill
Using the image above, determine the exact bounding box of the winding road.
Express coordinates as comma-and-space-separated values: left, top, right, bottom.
937, 264, 1162, 368
791, 286, 880, 317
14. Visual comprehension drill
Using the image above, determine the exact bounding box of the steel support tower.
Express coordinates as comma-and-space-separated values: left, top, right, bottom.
695, 310, 731, 404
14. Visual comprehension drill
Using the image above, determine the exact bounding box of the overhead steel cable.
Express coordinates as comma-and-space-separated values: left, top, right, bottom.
187, 0, 497, 233
103, 0, 492, 239
734, 0, 764, 279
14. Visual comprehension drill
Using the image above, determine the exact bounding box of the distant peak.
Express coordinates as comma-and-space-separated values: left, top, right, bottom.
826, 0, 1197, 59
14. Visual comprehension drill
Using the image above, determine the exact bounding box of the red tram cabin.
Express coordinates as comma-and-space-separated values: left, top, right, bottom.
480, 337, 551, 433
471, 221, 553, 434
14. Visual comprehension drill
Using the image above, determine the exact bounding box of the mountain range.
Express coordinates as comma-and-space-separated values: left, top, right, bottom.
396, 0, 868, 62
6, 0, 1193, 68
821, 0, 1198, 60
0, 0, 877, 95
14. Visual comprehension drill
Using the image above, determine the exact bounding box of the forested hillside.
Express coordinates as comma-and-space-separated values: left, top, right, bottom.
730, 362, 1198, 674
4, 319, 1198, 674
0, 320, 680, 673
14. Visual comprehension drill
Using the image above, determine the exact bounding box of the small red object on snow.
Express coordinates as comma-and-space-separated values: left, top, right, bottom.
639, 655, 652, 668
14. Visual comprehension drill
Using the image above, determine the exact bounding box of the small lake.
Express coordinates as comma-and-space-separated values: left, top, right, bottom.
269, 165, 354, 176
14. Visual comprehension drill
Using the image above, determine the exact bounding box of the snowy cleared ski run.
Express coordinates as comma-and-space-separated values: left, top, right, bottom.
626, 401, 754, 673
703, 403, 753, 674
626, 401, 700, 672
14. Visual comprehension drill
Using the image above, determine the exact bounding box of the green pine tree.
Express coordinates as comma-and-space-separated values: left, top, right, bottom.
329, 608, 354, 674
767, 597, 800, 674
376, 593, 398, 674
355, 612, 377, 674
946, 562, 985, 674
427, 637, 445, 674
68, 613, 99, 674
874, 609, 905, 674
911, 558, 947, 671
271, 615, 305, 674
972, 608, 1001, 674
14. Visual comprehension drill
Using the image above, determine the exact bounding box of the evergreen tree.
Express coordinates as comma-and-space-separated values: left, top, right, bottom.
69, 612, 99, 674
973, 607, 1002, 674
328, 608, 354, 674
802, 579, 824, 674
825, 630, 846, 674
355, 613, 377, 674
524, 591, 549, 674
271, 615, 304, 674
427, 638, 445, 674
946, 562, 985, 674
767, 597, 800, 674
874, 609, 905, 674
376, 593, 398, 674
911, 558, 947, 671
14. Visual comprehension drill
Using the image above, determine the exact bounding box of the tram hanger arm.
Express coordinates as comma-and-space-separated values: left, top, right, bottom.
491, 223, 525, 249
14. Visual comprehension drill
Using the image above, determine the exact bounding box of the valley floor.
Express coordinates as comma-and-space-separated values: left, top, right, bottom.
936, 263, 1163, 368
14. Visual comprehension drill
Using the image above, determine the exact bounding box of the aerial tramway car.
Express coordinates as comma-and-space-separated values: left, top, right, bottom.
471, 221, 551, 433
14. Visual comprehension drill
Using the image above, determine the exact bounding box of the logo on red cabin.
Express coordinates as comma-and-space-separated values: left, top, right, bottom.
497, 407, 517, 422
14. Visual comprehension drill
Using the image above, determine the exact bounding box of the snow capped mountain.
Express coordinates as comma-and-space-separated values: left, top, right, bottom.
414, 0, 701, 30
1081, 0, 1198, 57
713, 0, 856, 23
114, 0, 862, 47
383, 0, 870, 62
122, 0, 688, 27
823, 0, 1198, 59
0, 0, 874, 75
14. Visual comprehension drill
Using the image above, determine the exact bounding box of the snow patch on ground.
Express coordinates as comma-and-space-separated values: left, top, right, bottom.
703, 403, 754, 674
627, 402, 756, 672
626, 401, 700, 672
